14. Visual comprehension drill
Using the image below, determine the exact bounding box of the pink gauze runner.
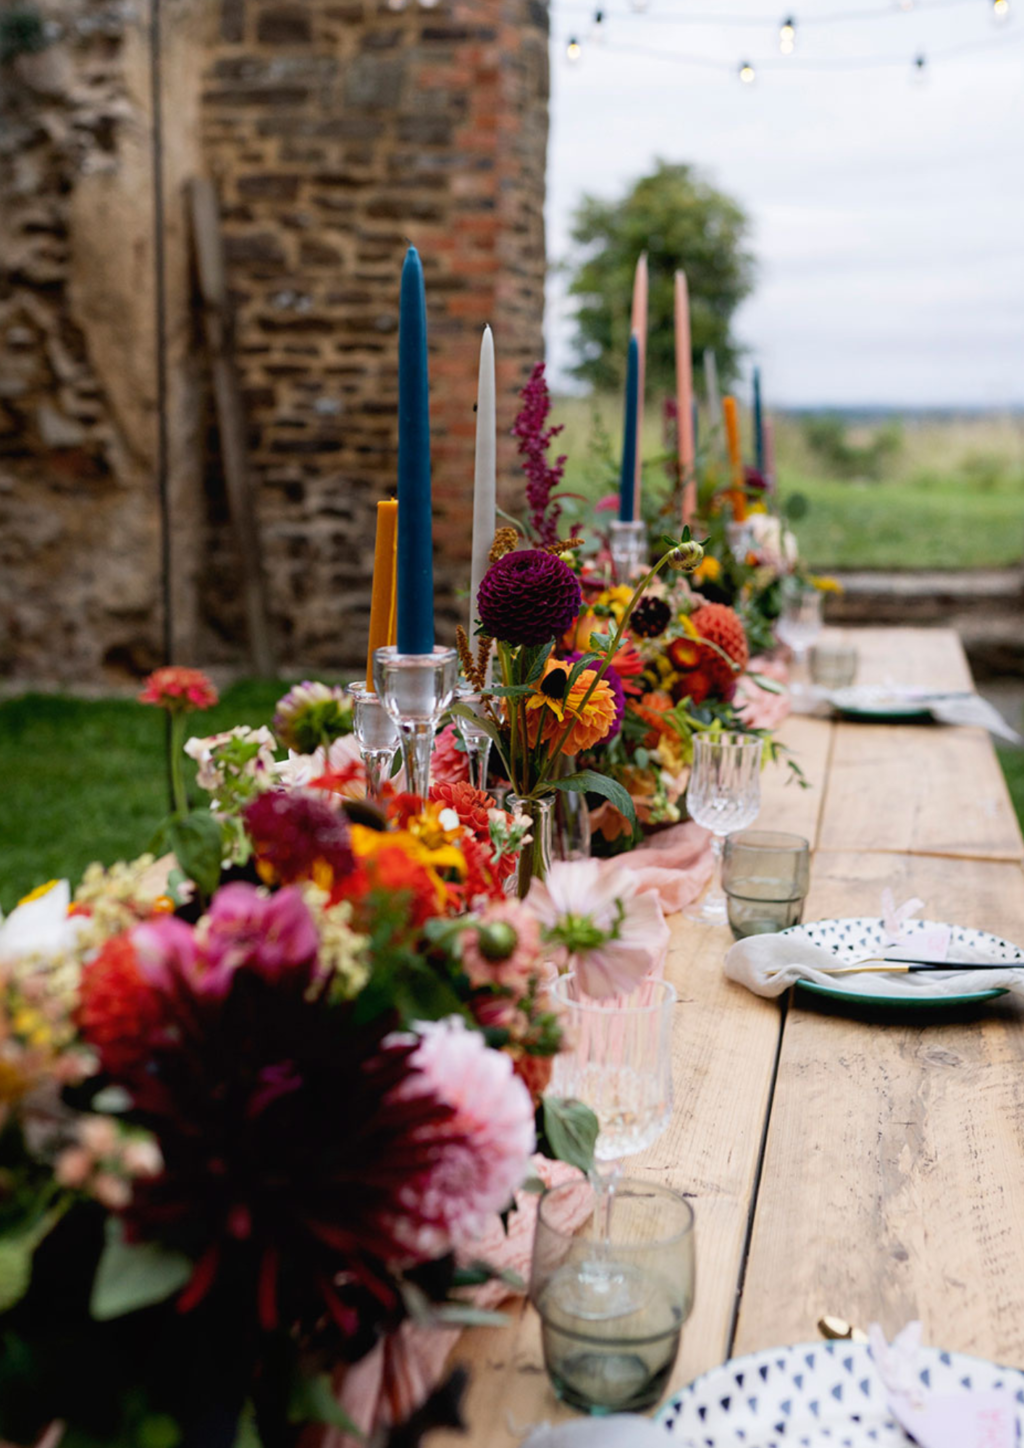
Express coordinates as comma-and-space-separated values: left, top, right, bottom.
614, 819, 714, 916
318, 1158, 591, 1448
735, 654, 792, 731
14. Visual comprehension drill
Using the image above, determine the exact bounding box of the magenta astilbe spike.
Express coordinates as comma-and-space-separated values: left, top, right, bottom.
512, 362, 567, 545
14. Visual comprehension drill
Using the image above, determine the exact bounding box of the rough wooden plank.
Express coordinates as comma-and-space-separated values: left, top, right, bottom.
817, 628, 1022, 862
436, 913, 785, 1446
760, 713, 833, 847
734, 849, 1024, 1364
189, 176, 276, 677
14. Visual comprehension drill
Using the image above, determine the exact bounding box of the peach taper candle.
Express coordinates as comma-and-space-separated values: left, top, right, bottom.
722, 395, 747, 523
365, 498, 398, 689
674, 270, 696, 528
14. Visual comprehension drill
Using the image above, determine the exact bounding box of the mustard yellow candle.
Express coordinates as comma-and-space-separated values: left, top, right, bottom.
366, 499, 399, 690
722, 395, 747, 523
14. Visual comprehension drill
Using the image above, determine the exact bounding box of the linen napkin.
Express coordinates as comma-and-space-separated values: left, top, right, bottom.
870, 1322, 1018, 1448
521, 1418, 667, 1446
725, 932, 1024, 1001
828, 687, 1023, 743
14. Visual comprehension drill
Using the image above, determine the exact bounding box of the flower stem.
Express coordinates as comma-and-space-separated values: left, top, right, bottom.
169, 711, 189, 817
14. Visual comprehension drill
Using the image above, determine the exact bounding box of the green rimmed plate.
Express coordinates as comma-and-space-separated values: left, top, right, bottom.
827, 685, 973, 723
781, 917, 1020, 1008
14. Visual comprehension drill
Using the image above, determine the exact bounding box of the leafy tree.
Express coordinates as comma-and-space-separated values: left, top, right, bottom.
566, 160, 755, 396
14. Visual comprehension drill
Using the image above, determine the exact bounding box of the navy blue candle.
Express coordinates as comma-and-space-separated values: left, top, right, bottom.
396, 247, 435, 654
753, 366, 765, 475
618, 333, 640, 523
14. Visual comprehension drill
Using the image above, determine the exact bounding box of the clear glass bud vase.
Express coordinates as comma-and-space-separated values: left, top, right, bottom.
507, 794, 554, 900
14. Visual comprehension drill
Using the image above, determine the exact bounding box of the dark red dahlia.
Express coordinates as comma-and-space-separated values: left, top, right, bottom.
476, 549, 581, 647
630, 595, 672, 639
243, 788, 355, 888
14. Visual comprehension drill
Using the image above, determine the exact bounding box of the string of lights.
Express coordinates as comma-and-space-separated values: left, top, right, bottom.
559, 3, 1019, 79
555, 0, 986, 28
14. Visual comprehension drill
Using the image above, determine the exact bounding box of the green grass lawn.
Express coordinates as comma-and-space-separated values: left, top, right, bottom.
2, 689, 1022, 917
555, 395, 1024, 572
0, 683, 284, 914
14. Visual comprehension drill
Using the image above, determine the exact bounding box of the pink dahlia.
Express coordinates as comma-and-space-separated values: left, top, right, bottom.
430, 723, 470, 787
525, 858, 669, 998
398, 1018, 535, 1251
460, 899, 542, 992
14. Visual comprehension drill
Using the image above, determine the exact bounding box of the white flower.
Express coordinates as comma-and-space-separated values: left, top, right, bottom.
274, 732, 364, 788
0, 881, 86, 967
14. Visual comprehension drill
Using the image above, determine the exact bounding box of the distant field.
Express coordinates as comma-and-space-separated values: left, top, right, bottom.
553, 395, 1024, 572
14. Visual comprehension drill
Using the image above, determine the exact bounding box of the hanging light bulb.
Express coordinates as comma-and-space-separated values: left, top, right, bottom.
630, 0, 650, 10
779, 16, 796, 53
739, 59, 756, 83
992, 0, 1010, 19
592, 7, 606, 40
897, 0, 915, 11
566, 36, 583, 62
911, 51, 927, 82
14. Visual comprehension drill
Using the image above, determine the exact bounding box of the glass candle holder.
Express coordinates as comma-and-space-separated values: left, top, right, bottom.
350, 684, 400, 805
530, 1177, 696, 1415
453, 685, 493, 793
609, 519, 647, 581
372, 645, 458, 800
723, 829, 811, 939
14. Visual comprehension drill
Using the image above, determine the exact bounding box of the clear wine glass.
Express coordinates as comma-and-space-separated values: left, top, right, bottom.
685, 732, 763, 925
775, 584, 824, 709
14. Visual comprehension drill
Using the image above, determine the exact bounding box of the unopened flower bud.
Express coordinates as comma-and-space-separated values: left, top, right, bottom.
669, 540, 705, 572
476, 920, 519, 962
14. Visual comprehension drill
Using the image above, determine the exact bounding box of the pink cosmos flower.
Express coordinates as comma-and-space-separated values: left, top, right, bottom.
397, 1018, 535, 1252
525, 858, 670, 998
200, 883, 320, 985
460, 900, 543, 992
430, 723, 470, 787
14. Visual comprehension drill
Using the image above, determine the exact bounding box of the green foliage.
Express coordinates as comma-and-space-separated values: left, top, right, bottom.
800, 414, 903, 480
90, 1221, 193, 1322
540, 1097, 599, 1175
0, 5, 47, 64
566, 159, 755, 395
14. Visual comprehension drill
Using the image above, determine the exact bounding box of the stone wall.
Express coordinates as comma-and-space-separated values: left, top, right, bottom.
0, 0, 550, 682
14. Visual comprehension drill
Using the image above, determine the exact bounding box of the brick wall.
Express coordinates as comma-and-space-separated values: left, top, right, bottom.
197, 0, 550, 667
0, 0, 550, 682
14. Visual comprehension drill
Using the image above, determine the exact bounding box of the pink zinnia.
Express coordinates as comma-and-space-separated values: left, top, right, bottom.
397, 1018, 535, 1252
525, 858, 670, 998
430, 723, 470, 787
460, 900, 542, 992
139, 666, 218, 713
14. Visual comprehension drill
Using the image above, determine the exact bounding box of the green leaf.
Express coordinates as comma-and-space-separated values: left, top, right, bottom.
288, 1371, 361, 1435
146, 816, 172, 857
486, 683, 535, 699
546, 769, 636, 826
90, 1220, 193, 1321
586, 632, 613, 653
449, 701, 502, 747
232, 1401, 263, 1448
0, 1239, 33, 1315
452, 1260, 526, 1291
525, 642, 555, 684
542, 1096, 600, 1175
566, 653, 601, 692
747, 671, 786, 696
168, 809, 223, 898
433, 1304, 512, 1329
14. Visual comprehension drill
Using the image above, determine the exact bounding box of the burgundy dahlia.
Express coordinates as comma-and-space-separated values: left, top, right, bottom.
476, 549, 582, 647
243, 788, 355, 887
630, 595, 672, 639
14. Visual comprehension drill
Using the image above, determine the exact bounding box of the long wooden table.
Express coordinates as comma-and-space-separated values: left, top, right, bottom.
438, 628, 1024, 1444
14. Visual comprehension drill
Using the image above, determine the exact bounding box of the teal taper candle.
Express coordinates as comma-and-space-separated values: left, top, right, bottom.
397, 247, 434, 654
618, 333, 640, 523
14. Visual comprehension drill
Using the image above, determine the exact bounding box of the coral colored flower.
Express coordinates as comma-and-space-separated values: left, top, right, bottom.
460, 900, 542, 992
430, 723, 470, 787
243, 789, 356, 891
524, 658, 617, 755
525, 858, 669, 998
430, 780, 496, 838
139, 667, 218, 713
565, 652, 625, 738
397, 1018, 536, 1252
343, 831, 449, 925
477, 550, 581, 648
78, 933, 165, 1076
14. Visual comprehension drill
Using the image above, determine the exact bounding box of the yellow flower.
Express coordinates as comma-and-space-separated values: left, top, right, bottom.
592, 584, 635, 624
17, 880, 61, 907
693, 555, 722, 585
809, 574, 843, 594
523, 659, 618, 755
350, 809, 467, 907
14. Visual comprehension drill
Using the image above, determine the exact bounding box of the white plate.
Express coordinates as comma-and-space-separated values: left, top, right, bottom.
660, 1339, 1024, 1446
827, 685, 969, 723
782, 917, 1022, 1007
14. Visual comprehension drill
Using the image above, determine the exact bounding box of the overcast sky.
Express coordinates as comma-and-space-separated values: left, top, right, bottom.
543, 0, 1024, 407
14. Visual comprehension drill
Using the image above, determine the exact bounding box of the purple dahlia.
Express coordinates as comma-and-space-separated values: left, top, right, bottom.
476, 549, 582, 647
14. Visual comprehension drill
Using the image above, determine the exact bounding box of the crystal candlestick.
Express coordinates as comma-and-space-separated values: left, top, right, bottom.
373, 645, 458, 799
454, 685, 493, 793
350, 684, 400, 805
609, 520, 647, 581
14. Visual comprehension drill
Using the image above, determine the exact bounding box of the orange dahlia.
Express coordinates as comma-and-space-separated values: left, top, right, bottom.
523, 658, 617, 756
668, 603, 749, 705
